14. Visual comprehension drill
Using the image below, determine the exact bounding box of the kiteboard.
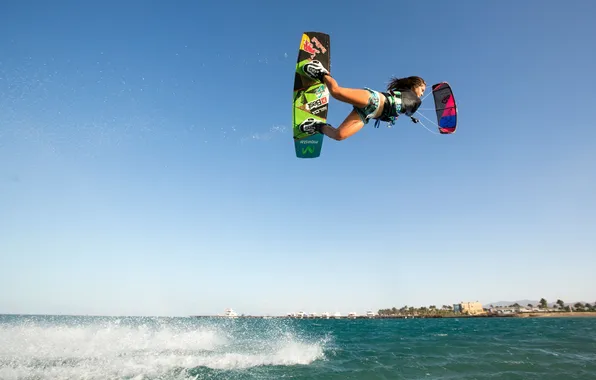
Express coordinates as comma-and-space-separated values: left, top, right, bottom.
293, 32, 330, 158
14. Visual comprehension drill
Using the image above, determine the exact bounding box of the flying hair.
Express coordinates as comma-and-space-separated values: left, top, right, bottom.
387, 76, 426, 92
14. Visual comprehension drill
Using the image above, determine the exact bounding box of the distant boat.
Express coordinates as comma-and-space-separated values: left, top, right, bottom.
223, 308, 238, 318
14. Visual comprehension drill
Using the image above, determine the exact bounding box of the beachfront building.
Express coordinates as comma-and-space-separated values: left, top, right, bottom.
453, 301, 486, 315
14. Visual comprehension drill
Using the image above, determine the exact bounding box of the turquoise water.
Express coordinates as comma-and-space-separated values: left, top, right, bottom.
1, 315, 595, 379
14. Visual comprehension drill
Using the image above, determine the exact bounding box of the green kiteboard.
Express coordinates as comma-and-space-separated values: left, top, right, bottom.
293, 32, 330, 158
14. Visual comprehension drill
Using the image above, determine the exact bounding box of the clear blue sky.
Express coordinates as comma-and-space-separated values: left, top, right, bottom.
1, 0, 594, 316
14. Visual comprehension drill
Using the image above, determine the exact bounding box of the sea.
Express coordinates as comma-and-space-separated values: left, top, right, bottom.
1, 314, 595, 379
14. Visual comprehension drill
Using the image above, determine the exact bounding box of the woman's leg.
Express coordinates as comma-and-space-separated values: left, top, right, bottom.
319, 109, 364, 141
298, 62, 382, 140
323, 75, 371, 108
299, 76, 385, 140
302, 61, 372, 108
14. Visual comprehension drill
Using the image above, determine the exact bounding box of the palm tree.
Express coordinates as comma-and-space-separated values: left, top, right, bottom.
573, 302, 584, 311
539, 298, 548, 309
556, 299, 565, 308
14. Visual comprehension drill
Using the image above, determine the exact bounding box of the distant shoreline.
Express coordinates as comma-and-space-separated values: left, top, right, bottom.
189, 312, 596, 319
3, 312, 595, 319
515, 311, 596, 318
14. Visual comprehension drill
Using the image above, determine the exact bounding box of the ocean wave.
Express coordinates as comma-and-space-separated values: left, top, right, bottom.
0, 316, 327, 380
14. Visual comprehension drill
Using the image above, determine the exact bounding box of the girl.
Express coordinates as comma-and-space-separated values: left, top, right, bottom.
298, 60, 426, 141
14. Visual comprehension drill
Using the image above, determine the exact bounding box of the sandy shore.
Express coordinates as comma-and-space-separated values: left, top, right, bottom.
517, 312, 596, 318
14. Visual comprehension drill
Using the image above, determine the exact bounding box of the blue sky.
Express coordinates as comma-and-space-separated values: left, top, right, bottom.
1, 0, 594, 316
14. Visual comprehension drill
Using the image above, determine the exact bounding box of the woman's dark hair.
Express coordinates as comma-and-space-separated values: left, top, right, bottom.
387, 76, 426, 92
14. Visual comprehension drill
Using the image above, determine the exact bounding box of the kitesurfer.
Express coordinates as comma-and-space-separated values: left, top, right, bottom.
298, 60, 425, 141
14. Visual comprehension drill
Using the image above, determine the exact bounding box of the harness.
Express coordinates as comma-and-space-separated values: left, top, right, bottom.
373, 89, 422, 128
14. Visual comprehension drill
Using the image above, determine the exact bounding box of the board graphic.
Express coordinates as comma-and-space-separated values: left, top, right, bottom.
293, 32, 330, 158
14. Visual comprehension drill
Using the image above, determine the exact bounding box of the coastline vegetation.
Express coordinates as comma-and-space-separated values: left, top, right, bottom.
377, 299, 596, 317
377, 305, 458, 317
